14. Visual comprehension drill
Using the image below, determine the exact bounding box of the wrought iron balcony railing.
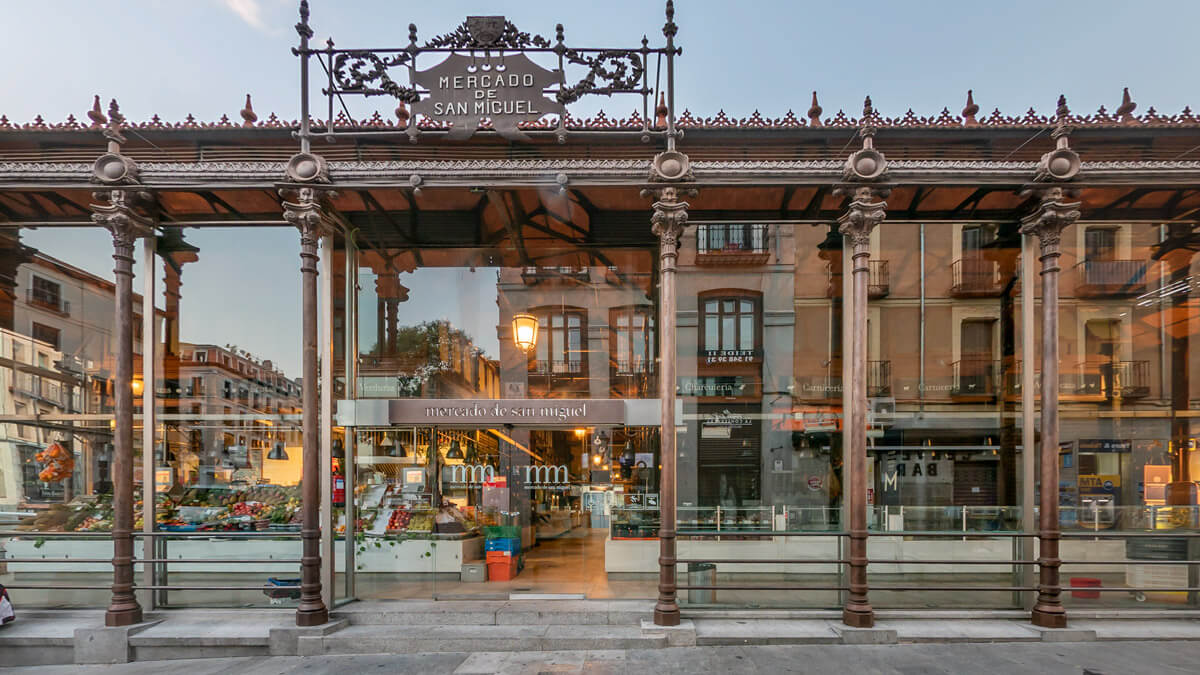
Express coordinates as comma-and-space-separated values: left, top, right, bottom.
1075, 260, 1147, 296
1072, 359, 1151, 398
530, 359, 585, 376
951, 359, 998, 397
950, 257, 1003, 296
868, 360, 892, 397
696, 224, 770, 264
825, 259, 888, 298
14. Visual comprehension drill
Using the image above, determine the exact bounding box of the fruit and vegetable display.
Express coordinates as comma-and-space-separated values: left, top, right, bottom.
16, 485, 303, 532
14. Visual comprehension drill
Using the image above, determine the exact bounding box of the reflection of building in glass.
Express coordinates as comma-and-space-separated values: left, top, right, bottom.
0, 248, 162, 510
156, 343, 303, 488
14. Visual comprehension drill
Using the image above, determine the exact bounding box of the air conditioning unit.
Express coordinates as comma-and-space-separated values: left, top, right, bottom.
868, 397, 896, 426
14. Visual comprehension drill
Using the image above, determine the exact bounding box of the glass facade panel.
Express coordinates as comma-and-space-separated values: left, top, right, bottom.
342, 217, 661, 600
1, 228, 131, 607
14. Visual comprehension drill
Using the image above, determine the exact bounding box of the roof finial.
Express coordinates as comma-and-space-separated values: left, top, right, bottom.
102, 98, 127, 149
1116, 87, 1138, 124
1056, 94, 1070, 120
655, 92, 668, 128
862, 95, 874, 120
807, 91, 822, 127
87, 95, 106, 128
240, 94, 258, 127
962, 90, 979, 126
395, 100, 410, 128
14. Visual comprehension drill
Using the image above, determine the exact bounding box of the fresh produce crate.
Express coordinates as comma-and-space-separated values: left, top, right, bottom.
483, 525, 521, 539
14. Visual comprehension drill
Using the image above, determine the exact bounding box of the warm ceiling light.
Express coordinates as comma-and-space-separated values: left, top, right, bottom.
512, 313, 538, 352
574, 428, 587, 438
130, 379, 144, 397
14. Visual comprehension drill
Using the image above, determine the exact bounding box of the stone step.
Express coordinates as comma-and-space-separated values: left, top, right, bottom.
296, 623, 667, 655
336, 600, 651, 626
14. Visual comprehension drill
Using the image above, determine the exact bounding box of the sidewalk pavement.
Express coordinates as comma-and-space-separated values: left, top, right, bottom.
3, 641, 1200, 674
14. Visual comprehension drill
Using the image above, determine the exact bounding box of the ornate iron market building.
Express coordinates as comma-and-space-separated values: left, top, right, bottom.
3, 1, 1200, 639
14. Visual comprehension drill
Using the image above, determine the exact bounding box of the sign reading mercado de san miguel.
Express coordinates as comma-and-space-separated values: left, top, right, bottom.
411, 52, 562, 140
323, 13, 669, 143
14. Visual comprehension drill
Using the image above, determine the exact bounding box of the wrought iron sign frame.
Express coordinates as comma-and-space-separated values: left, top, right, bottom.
292, 0, 682, 145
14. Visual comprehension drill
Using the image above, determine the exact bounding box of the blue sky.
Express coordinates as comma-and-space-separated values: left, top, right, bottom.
7, 0, 1200, 377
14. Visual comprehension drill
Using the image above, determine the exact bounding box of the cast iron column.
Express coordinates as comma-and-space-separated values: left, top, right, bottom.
93, 189, 151, 627
283, 186, 331, 626
838, 186, 886, 628
651, 185, 688, 626
1021, 186, 1080, 629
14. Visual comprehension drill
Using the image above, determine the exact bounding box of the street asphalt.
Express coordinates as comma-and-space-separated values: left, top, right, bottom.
2, 641, 1198, 674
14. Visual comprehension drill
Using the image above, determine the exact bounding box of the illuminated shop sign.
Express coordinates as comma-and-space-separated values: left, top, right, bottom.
387, 398, 625, 426
1076, 439, 1132, 453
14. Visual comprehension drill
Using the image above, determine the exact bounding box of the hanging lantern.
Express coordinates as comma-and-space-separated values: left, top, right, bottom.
511, 313, 538, 352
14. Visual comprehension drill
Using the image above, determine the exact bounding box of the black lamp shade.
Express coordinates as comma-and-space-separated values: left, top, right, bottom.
390, 443, 406, 458
332, 439, 345, 459
446, 440, 464, 459
268, 443, 289, 461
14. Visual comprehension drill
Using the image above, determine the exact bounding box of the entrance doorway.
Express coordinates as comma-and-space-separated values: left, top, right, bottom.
348, 424, 660, 600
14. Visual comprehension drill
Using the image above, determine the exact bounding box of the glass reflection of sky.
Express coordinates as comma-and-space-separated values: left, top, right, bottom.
359, 267, 501, 360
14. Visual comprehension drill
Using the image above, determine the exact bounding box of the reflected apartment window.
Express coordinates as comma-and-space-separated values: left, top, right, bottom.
701, 296, 759, 352
30, 276, 62, 311
528, 307, 588, 395
611, 307, 655, 374
31, 322, 60, 350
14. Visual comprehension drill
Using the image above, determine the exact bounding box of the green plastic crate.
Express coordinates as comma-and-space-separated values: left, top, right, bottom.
483, 525, 521, 539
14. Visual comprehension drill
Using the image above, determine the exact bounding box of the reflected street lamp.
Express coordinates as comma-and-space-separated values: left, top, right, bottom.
512, 313, 538, 352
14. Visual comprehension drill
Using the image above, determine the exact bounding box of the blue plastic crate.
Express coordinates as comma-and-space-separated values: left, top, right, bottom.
483, 537, 521, 554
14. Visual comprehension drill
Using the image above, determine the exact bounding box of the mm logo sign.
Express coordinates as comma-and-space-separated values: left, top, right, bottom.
444, 464, 571, 488
447, 464, 496, 484
524, 464, 569, 486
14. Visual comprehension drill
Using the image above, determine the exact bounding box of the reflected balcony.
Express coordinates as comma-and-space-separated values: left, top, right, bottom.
950, 257, 1003, 297
520, 266, 590, 285
867, 360, 892, 397
825, 259, 889, 298
1076, 260, 1147, 297
1071, 359, 1151, 399
696, 224, 770, 265
951, 359, 998, 399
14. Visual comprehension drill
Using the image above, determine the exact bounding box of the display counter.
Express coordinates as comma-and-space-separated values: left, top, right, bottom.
3, 533, 483, 576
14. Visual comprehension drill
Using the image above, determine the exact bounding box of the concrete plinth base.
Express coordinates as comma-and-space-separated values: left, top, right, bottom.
832, 625, 898, 645
74, 620, 161, 664
641, 618, 696, 647
269, 618, 348, 655
1028, 625, 1097, 642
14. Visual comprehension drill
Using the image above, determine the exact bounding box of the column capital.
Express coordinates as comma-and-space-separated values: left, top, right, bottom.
281, 187, 338, 240
836, 185, 888, 253
91, 189, 155, 252
646, 185, 692, 244
1019, 186, 1081, 258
